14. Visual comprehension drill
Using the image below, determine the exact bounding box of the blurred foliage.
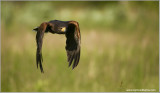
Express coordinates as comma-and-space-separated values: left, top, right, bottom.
1, 1, 159, 92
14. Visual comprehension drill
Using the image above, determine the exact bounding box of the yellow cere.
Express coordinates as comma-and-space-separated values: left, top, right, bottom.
61, 27, 66, 32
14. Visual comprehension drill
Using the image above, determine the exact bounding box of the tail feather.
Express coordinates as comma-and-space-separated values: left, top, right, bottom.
33, 27, 39, 32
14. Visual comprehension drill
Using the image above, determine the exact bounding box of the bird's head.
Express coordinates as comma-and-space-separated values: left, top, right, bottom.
58, 27, 67, 34
51, 26, 67, 34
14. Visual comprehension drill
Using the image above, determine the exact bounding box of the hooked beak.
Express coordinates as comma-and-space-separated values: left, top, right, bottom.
61, 27, 66, 32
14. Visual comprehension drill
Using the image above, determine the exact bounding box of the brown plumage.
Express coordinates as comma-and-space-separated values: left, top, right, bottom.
33, 20, 81, 73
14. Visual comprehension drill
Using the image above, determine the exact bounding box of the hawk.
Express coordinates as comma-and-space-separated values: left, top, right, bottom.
33, 20, 81, 73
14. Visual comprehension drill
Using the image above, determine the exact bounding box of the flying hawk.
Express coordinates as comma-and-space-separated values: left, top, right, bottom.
33, 20, 81, 73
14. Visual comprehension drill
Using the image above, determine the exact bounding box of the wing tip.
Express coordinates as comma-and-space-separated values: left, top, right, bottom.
72, 66, 76, 70
41, 70, 44, 73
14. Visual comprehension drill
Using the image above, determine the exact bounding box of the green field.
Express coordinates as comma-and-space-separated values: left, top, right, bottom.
1, 1, 159, 92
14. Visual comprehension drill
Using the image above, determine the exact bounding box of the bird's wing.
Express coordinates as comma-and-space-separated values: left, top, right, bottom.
65, 21, 81, 69
35, 22, 49, 73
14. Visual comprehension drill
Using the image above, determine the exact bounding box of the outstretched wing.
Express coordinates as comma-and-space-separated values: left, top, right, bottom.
65, 21, 81, 69
35, 22, 48, 73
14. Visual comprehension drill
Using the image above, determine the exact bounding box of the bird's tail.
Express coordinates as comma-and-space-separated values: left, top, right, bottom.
33, 27, 39, 32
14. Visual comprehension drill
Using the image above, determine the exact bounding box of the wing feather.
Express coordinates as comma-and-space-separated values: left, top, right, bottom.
36, 22, 48, 73
65, 21, 81, 69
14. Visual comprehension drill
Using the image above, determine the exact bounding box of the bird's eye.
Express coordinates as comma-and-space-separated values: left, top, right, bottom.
59, 27, 62, 30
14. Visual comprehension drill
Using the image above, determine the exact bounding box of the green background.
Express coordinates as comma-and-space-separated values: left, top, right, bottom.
1, 1, 159, 92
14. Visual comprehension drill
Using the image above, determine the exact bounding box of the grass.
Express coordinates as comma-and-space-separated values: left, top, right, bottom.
1, 1, 159, 92
1, 30, 159, 92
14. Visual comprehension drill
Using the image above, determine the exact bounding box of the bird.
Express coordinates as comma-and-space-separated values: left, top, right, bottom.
33, 20, 81, 73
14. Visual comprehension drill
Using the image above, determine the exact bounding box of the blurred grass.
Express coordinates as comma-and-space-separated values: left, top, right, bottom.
1, 1, 159, 92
